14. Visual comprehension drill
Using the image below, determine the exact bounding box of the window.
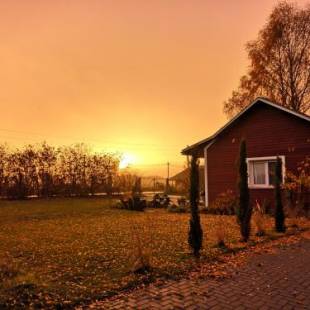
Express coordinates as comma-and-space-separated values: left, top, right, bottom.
247, 156, 285, 188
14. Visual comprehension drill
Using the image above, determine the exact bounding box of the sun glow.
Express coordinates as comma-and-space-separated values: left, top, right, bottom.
119, 153, 137, 169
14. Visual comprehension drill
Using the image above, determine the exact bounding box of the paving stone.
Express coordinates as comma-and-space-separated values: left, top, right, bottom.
91, 239, 310, 309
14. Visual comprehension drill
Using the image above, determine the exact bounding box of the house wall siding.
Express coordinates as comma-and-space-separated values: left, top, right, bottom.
206, 103, 310, 207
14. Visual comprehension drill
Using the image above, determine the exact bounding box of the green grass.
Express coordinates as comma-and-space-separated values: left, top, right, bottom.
0, 198, 308, 308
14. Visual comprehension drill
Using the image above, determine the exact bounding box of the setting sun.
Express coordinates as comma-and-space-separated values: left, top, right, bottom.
119, 153, 137, 169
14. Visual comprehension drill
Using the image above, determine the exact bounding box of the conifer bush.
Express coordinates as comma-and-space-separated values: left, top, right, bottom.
188, 155, 203, 257
275, 157, 286, 232
237, 140, 252, 242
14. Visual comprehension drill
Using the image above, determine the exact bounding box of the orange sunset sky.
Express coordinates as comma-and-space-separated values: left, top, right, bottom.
1, 0, 308, 176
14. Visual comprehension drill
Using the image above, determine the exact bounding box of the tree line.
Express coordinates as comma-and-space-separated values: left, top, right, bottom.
0, 142, 136, 199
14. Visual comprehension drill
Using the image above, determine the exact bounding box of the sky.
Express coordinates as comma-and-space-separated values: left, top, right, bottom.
0, 0, 308, 176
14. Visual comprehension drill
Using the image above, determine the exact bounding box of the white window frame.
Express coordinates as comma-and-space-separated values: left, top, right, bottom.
246, 156, 285, 189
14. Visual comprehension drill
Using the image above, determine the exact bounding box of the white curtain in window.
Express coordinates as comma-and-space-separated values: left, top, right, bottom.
253, 162, 265, 184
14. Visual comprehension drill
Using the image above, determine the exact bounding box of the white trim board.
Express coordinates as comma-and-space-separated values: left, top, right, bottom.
203, 140, 216, 207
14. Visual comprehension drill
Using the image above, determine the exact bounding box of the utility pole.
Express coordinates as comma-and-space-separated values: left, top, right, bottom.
167, 162, 170, 179
166, 162, 170, 194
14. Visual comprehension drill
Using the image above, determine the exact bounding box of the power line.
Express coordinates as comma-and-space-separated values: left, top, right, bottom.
0, 134, 186, 168
0, 127, 184, 150
132, 163, 184, 167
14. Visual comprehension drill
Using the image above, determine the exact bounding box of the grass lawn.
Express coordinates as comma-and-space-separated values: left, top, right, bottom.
0, 198, 308, 308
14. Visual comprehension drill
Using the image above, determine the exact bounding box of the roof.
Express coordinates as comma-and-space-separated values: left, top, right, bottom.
170, 166, 204, 182
170, 168, 189, 182
182, 97, 310, 156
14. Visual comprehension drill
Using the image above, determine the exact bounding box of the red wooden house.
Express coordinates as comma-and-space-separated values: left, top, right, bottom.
182, 98, 310, 208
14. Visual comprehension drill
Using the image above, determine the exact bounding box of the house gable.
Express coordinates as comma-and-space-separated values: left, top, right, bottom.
206, 102, 310, 206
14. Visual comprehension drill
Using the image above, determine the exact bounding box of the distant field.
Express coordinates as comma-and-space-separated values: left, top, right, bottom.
0, 198, 308, 308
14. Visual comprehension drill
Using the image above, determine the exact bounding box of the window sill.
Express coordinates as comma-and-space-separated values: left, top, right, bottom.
249, 185, 275, 189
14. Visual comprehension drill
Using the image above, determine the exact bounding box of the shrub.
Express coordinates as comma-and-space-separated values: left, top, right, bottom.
283, 156, 310, 218
149, 193, 161, 208
119, 195, 146, 211
129, 218, 153, 274
237, 140, 252, 242
215, 217, 227, 248
167, 196, 189, 213
208, 190, 237, 215
167, 204, 187, 213
116, 177, 147, 211
177, 197, 187, 207
286, 206, 299, 229
149, 193, 171, 208
252, 201, 266, 236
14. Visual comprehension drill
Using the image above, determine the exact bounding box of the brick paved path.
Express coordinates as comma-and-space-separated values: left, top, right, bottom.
92, 239, 310, 309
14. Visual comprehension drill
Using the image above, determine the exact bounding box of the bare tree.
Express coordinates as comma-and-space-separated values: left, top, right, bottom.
0, 144, 8, 197
224, 1, 310, 117
6, 150, 28, 199
37, 142, 58, 197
